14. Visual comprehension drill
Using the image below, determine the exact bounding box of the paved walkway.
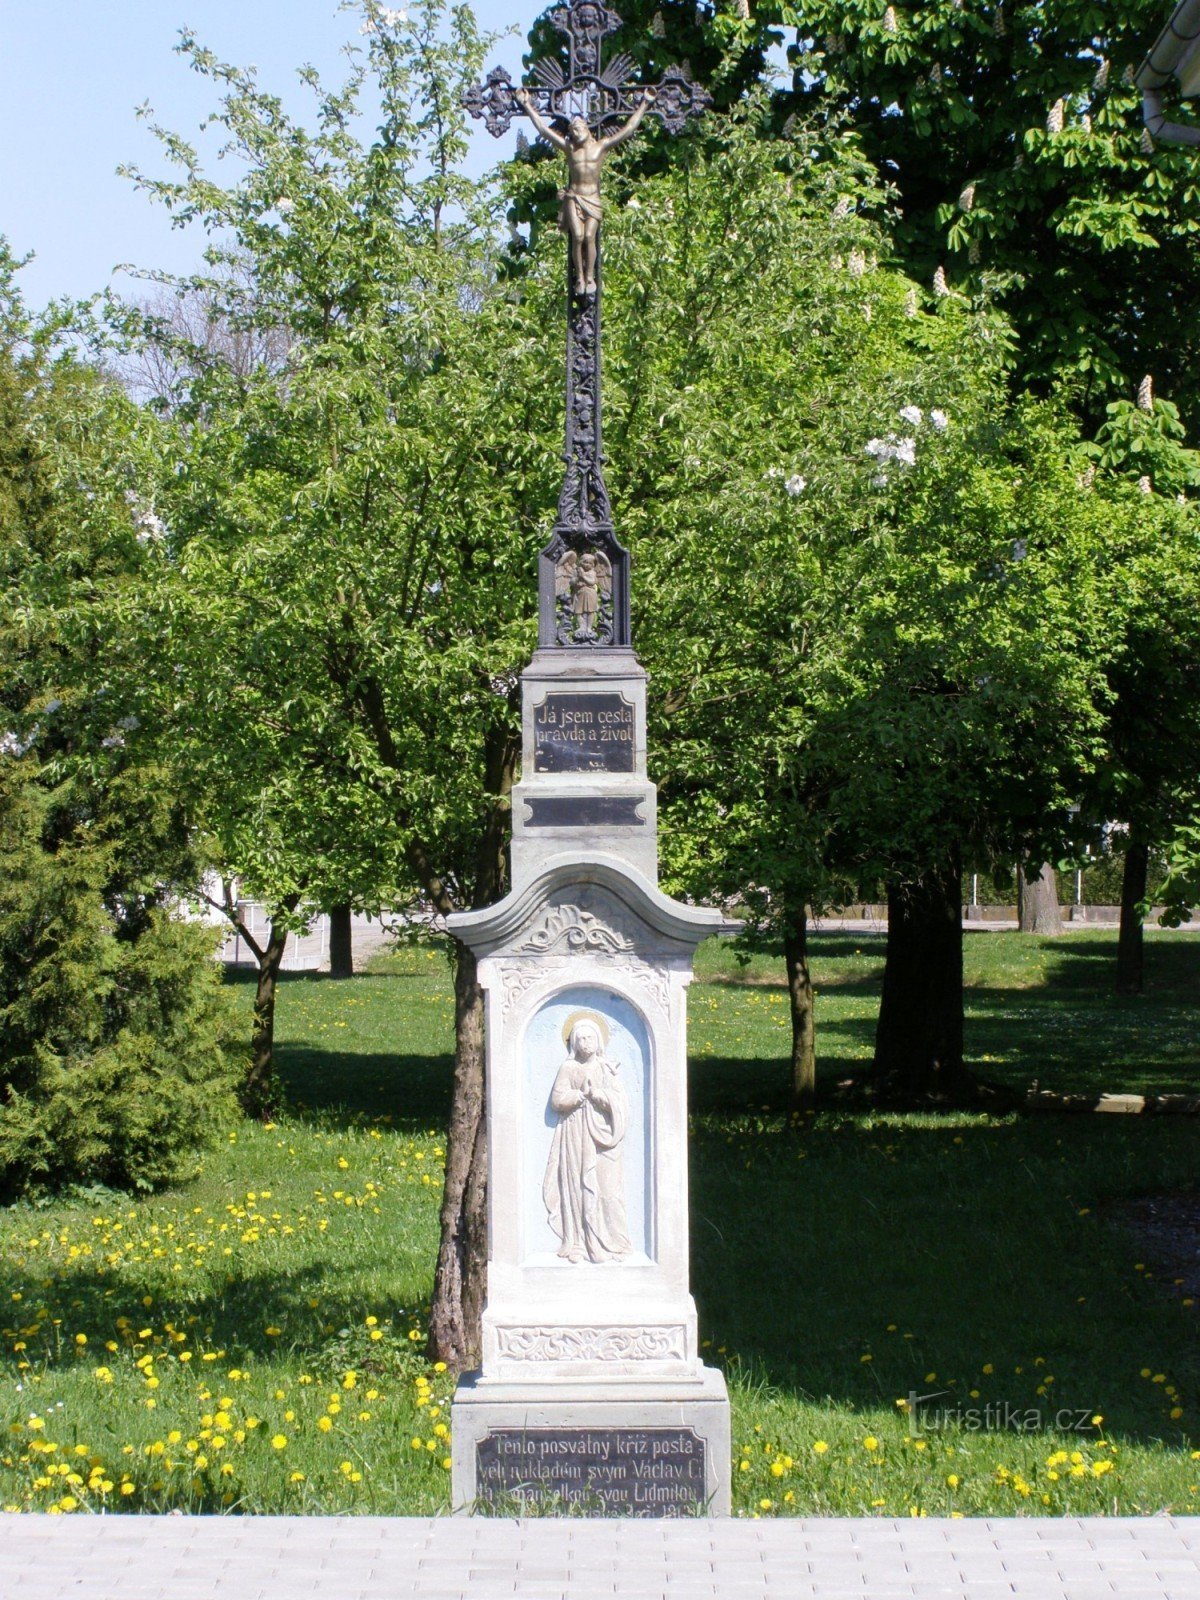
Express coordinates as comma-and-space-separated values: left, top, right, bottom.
3, 1515, 1198, 1600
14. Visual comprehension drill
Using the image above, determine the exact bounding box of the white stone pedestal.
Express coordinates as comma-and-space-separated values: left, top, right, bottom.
447, 650, 732, 1516
452, 1370, 731, 1515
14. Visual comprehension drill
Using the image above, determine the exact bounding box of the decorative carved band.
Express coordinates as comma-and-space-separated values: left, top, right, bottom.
520, 902, 635, 956
496, 953, 671, 1018
495, 1325, 688, 1363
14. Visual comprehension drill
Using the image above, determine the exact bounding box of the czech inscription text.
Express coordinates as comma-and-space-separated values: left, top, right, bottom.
534, 693, 635, 775
476, 1427, 706, 1515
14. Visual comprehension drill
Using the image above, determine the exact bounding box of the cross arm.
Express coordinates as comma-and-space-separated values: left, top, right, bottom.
513, 86, 569, 151
462, 64, 712, 141
598, 87, 655, 152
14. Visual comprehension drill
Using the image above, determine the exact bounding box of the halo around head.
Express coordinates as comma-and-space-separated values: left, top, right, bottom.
561, 1009, 610, 1048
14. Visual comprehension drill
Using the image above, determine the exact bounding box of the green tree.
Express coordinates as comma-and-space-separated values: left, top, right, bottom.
805, 404, 1124, 1098
612, 1, 1200, 1021
0, 246, 240, 1197
1085, 493, 1200, 991
574, 98, 1096, 1100
705, 0, 1200, 433
0, 760, 241, 1198
110, 0, 567, 1361
580, 109, 998, 1103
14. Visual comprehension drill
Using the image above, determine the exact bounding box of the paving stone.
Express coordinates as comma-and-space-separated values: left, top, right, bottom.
2, 1514, 1200, 1600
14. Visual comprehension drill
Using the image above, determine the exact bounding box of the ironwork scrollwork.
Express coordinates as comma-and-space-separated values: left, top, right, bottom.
464, 0, 711, 649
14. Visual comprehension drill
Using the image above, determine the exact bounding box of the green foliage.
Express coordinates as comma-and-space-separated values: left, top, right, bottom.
1081, 489, 1200, 909
109, 0, 564, 925
0, 781, 240, 1198
609, 106, 1011, 913
545, 107, 1118, 914
711, 0, 1200, 431
1158, 823, 1200, 927
790, 405, 1141, 883
0, 249, 241, 1199
1091, 396, 1200, 494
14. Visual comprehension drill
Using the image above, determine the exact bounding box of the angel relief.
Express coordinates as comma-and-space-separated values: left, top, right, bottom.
556, 548, 613, 646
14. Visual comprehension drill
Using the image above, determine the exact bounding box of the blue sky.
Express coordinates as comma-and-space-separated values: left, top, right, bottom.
0, 2, 542, 311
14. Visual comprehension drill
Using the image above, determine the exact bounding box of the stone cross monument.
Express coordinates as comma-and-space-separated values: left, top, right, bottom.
451, 2, 730, 1516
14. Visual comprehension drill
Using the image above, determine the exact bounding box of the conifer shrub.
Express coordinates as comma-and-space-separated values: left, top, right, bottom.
0, 767, 242, 1199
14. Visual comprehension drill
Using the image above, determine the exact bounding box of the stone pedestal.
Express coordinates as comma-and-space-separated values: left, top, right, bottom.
511, 649, 658, 887
447, 649, 732, 1517
452, 1371, 730, 1515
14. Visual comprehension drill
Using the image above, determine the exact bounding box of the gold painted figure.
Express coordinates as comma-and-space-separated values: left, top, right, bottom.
514, 88, 656, 295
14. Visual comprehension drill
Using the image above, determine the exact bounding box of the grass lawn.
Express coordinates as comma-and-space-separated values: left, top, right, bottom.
1, 931, 1197, 1518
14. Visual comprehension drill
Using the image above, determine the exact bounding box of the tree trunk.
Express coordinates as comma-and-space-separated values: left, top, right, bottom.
783, 912, 816, 1107
427, 719, 518, 1371
872, 858, 970, 1102
345, 662, 518, 1370
328, 902, 354, 979
428, 938, 490, 1370
242, 899, 299, 1118
1017, 860, 1063, 935
1117, 834, 1149, 996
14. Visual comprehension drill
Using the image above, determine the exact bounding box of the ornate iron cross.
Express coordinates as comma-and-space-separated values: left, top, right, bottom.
464, 2, 711, 650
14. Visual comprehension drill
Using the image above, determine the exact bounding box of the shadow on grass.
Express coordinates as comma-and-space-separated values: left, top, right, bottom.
689, 1047, 873, 1117
689, 1110, 1200, 1448
698, 931, 1200, 1100
264, 967, 456, 1131
243, 957, 1200, 1451
0, 1259, 429, 1386
963, 991, 1199, 1097
279, 1046, 453, 1131
1040, 934, 1200, 999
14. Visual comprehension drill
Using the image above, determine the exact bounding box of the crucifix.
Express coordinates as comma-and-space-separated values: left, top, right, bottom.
464, 2, 711, 650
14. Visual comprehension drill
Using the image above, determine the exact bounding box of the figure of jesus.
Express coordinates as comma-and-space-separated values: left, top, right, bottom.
515, 89, 656, 295
542, 1017, 633, 1263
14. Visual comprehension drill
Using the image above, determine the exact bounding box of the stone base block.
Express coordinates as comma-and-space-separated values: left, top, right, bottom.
450, 1367, 730, 1517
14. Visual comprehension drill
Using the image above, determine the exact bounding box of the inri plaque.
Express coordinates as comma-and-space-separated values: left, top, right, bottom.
534, 693, 635, 775
476, 1426, 708, 1515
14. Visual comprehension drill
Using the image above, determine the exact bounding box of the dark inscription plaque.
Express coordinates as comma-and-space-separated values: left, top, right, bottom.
476, 1427, 707, 1516
534, 693, 636, 775
525, 796, 645, 829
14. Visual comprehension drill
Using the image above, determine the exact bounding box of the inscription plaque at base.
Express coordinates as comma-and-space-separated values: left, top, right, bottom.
475, 1426, 708, 1515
